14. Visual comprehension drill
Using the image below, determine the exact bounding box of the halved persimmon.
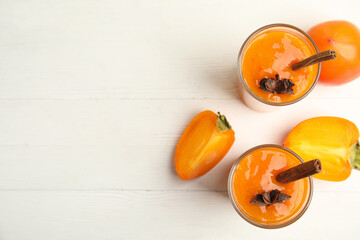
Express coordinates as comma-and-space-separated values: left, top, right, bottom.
284, 117, 360, 181
175, 111, 235, 180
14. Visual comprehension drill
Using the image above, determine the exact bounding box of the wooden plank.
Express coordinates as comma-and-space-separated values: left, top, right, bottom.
0, 190, 357, 240
0, 98, 359, 190
0, 1, 359, 100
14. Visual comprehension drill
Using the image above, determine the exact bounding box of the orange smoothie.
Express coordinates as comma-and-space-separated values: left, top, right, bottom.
241, 28, 318, 103
229, 146, 311, 227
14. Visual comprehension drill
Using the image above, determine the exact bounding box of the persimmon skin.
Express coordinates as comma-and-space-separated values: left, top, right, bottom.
284, 117, 359, 181
308, 20, 360, 85
175, 111, 235, 180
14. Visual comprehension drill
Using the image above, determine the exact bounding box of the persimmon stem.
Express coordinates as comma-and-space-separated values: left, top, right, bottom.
292, 50, 337, 71
216, 112, 232, 132
350, 141, 360, 170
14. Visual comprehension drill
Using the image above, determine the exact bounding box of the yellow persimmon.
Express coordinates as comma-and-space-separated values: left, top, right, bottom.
284, 116, 360, 181
175, 110, 235, 180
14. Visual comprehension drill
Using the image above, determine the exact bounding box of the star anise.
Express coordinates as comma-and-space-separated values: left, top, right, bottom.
259, 74, 295, 94
250, 189, 291, 206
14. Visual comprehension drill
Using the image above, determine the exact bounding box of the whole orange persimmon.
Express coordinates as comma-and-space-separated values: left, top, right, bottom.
308, 20, 360, 85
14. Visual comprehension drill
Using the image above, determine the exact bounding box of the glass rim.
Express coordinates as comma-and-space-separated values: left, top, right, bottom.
237, 23, 321, 106
227, 144, 314, 229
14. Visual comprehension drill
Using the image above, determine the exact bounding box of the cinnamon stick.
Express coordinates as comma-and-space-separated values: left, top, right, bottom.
291, 50, 337, 71
276, 159, 322, 183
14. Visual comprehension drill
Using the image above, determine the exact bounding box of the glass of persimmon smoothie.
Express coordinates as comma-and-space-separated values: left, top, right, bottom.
237, 24, 320, 112
228, 144, 313, 228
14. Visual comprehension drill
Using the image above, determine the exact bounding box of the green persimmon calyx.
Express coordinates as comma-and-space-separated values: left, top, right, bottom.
350, 141, 360, 170
216, 112, 232, 132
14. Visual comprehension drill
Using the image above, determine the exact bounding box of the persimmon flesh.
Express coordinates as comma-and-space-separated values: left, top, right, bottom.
175, 111, 235, 180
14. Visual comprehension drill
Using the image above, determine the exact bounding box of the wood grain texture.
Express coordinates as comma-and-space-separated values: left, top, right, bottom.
0, 98, 359, 191
0, 191, 357, 240
0, 0, 359, 101
0, 99, 360, 191
0, 0, 359, 239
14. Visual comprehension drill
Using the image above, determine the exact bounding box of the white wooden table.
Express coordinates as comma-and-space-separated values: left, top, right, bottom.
1, 0, 359, 239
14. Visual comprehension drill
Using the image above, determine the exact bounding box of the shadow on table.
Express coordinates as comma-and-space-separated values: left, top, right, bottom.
205, 65, 240, 99
199, 159, 235, 198
169, 142, 235, 200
